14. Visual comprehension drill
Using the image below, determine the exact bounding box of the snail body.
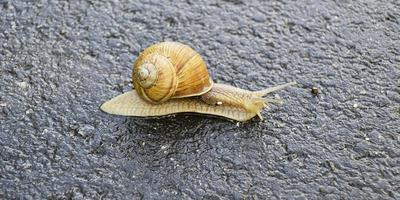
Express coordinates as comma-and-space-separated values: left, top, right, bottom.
101, 42, 296, 121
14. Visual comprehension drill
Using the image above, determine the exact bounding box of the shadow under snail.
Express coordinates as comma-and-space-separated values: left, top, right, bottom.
101, 42, 296, 121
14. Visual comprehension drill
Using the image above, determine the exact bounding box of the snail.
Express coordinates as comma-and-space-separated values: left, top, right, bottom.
101, 42, 296, 121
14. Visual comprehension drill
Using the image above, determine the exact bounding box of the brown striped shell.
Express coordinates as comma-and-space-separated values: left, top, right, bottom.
132, 42, 214, 104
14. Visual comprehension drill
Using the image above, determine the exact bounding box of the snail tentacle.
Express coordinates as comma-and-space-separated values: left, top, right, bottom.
253, 81, 297, 97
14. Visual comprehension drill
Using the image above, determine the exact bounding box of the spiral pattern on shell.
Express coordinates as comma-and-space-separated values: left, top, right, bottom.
132, 42, 214, 104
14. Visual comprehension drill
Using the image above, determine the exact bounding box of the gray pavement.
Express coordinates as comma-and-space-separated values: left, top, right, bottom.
1, 0, 399, 199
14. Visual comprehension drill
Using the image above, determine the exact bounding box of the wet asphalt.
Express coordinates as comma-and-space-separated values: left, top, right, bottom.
1, 0, 399, 199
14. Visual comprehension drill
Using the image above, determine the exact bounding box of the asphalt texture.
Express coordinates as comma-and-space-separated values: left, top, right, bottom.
1, 0, 399, 199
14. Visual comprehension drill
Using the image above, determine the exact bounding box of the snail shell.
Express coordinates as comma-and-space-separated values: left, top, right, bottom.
132, 42, 213, 103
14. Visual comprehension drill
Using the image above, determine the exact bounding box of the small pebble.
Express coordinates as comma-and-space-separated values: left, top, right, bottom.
77, 124, 95, 138
17, 81, 28, 89
311, 86, 320, 96
251, 13, 267, 22
25, 109, 34, 115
